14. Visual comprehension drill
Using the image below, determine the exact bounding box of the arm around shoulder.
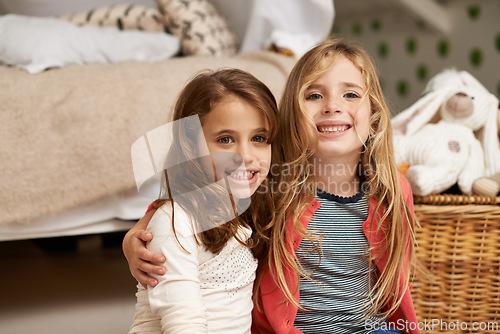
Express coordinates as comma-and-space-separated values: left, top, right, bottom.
123, 208, 166, 288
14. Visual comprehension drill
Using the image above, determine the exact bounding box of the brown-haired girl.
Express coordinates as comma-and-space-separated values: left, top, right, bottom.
128, 68, 279, 333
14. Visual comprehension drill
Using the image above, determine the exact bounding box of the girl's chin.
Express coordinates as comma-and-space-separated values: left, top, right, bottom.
229, 187, 253, 200
314, 143, 364, 158
228, 181, 263, 201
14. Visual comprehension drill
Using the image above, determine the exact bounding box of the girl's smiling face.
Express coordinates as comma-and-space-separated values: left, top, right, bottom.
200, 95, 272, 199
303, 55, 371, 162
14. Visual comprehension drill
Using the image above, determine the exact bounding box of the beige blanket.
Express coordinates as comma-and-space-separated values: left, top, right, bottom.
0, 52, 295, 224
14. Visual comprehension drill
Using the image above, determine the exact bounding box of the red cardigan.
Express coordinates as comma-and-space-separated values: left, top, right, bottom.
252, 176, 420, 334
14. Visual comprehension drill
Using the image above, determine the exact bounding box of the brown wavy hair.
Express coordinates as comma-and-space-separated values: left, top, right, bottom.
155, 69, 279, 255
256, 39, 416, 318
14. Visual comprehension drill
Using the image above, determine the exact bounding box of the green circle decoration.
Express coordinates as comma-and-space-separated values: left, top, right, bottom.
470, 48, 483, 67
468, 5, 481, 20
437, 39, 450, 58
416, 20, 426, 30
406, 37, 417, 55
352, 22, 362, 35
416, 64, 429, 82
396, 80, 409, 97
371, 19, 382, 31
378, 42, 389, 59
495, 33, 500, 52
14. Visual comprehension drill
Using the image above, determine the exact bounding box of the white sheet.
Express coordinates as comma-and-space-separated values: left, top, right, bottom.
215, 0, 335, 56
0, 189, 151, 241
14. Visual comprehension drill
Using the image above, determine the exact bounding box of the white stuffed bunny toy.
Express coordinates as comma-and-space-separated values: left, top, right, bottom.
392, 69, 500, 196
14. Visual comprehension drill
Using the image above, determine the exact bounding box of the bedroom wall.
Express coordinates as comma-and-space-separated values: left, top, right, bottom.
332, 0, 500, 114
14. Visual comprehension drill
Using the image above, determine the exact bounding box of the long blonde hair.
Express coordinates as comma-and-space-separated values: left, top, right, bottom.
259, 39, 416, 318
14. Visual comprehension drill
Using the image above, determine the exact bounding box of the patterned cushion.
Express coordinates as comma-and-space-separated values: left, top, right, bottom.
155, 0, 238, 56
58, 4, 165, 32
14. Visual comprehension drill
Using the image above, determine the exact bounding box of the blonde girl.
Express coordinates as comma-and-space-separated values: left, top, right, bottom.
125, 39, 419, 334
128, 69, 278, 334
252, 39, 418, 334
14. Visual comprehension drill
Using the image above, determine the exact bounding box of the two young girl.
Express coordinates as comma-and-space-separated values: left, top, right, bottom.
125, 39, 420, 334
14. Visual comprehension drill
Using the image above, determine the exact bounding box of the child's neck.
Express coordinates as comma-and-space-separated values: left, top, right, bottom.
312, 156, 361, 197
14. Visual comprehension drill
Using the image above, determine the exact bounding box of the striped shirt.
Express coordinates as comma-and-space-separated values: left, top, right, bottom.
294, 188, 385, 333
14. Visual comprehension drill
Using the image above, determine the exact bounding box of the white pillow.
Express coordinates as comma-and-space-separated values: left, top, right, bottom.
0, 14, 180, 74
0, 0, 157, 16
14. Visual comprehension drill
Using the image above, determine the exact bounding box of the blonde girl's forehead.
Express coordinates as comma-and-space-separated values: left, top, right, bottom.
311, 55, 366, 87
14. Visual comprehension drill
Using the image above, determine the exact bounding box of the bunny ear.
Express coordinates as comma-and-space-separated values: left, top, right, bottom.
392, 88, 450, 135
392, 69, 452, 135
477, 93, 500, 176
458, 70, 488, 91
457, 70, 500, 175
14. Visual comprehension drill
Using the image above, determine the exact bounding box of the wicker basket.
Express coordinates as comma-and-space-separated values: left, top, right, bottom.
412, 194, 500, 334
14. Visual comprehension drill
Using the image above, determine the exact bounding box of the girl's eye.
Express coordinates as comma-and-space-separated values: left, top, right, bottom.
345, 92, 360, 99
217, 136, 234, 144
306, 93, 322, 101
252, 135, 267, 143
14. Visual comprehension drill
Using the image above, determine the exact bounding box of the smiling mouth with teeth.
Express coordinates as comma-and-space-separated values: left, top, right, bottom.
317, 125, 350, 133
226, 170, 256, 180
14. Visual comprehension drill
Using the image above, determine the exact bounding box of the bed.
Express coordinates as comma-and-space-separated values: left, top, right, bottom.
0, 53, 297, 241
0, 0, 334, 241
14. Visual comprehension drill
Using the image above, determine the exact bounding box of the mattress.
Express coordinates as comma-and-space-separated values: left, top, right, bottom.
0, 189, 151, 241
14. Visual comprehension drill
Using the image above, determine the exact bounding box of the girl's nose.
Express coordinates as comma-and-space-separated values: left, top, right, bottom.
234, 143, 255, 165
323, 97, 342, 114
232, 152, 243, 164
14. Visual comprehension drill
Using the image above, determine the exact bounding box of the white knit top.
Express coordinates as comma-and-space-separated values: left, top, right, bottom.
129, 203, 258, 334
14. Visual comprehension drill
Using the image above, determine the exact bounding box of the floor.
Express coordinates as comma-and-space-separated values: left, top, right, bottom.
0, 232, 138, 334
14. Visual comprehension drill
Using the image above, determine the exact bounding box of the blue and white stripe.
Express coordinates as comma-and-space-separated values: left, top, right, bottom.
294, 191, 385, 333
